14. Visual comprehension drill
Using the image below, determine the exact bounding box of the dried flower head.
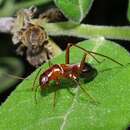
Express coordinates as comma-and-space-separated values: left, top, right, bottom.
11, 6, 62, 67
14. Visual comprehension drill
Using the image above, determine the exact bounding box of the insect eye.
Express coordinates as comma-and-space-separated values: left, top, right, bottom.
41, 76, 48, 86
43, 76, 48, 82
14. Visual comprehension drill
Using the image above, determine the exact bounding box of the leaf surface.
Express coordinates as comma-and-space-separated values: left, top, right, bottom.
0, 38, 130, 130
54, 0, 94, 22
127, 0, 130, 21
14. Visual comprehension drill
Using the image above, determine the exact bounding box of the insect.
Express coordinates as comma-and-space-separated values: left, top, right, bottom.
33, 43, 123, 107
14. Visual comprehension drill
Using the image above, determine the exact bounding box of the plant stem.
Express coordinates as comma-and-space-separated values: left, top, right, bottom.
14, 0, 52, 11
40, 21, 130, 41
0, 0, 52, 17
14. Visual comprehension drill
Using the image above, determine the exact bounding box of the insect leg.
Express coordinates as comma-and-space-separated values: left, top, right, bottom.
73, 79, 97, 103
79, 53, 87, 72
34, 84, 39, 104
52, 80, 60, 108
32, 68, 43, 103
65, 43, 71, 64
79, 52, 105, 71
67, 43, 123, 66
80, 85, 98, 104
66, 43, 101, 64
74, 43, 123, 66
32, 68, 42, 91
53, 90, 57, 109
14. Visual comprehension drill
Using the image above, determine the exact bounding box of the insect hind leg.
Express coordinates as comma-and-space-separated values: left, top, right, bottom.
73, 79, 98, 104
52, 79, 61, 109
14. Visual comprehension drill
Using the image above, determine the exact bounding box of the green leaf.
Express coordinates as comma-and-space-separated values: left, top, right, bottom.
0, 57, 24, 93
127, 0, 130, 21
54, 0, 94, 22
0, 38, 130, 130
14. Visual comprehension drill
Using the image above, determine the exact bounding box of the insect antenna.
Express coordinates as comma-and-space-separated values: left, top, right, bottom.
48, 60, 53, 67
1, 72, 25, 80
68, 43, 123, 66
34, 84, 39, 104
32, 68, 42, 91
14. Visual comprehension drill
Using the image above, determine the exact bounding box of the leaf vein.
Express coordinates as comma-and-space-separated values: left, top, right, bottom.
60, 85, 80, 130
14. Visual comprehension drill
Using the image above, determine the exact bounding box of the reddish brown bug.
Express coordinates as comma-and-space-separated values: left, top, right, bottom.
32, 43, 123, 106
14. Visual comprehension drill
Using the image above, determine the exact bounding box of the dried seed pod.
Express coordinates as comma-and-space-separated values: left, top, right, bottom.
20, 24, 48, 48
12, 6, 37, 44
11, 6, 62, 67
39, 8, 64, 22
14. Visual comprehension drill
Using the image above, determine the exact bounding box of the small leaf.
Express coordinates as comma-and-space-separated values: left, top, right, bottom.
0, 38, 130, 130
54, 0, 94, 22
0, 57, 24, 93
127, 0, 130, 21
